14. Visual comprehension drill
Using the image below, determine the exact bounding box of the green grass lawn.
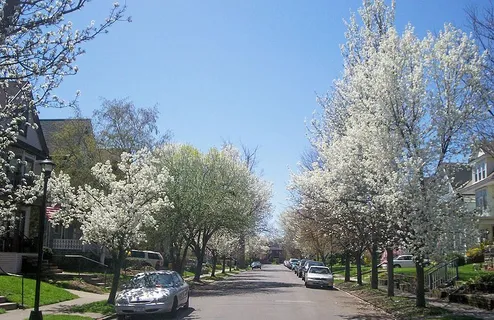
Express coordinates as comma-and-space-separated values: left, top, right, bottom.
68, 300, 115, 315
374, 263, 492, 282
183, 271, 194, 278
0, 275, 78, 308
25, 315, 93, 320
331, 265, 372, 277
457, 264, 491, 281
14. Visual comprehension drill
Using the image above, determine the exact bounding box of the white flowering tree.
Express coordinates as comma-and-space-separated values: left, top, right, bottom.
373, 24, 486, 306
0, 0, 126, 233
245, 235, 269, 262
147, 144, 207, 274
49, 149, 172, 304
150, 144, 272, 280
291, 0, 487, 307
207, 231, 239, 276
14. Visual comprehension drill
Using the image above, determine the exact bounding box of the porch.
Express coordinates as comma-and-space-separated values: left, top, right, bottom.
52, 239, 83, 251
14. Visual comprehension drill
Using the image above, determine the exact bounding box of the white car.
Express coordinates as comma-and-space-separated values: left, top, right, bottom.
115, 271, 189, 319
126, 249, 164, 269
305, 266, 334, 289
382, 255, 430, 268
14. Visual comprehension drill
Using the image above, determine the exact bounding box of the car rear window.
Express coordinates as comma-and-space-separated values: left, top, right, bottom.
309, 267, 330, 274
148, 253, 161, 260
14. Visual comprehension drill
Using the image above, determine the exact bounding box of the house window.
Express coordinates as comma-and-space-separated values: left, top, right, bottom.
475, 189, 488, 211
474, 161, 487, 182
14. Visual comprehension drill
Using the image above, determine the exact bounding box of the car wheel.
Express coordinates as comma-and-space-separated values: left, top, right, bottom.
169, 297, 178, 317
328, 285, 333, 290
184, 294, 190, 309
393, 264, 401, 268
305, 282, 309, 288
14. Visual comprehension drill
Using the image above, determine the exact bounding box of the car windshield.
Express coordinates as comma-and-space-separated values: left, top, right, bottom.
128, 273, 174, 288
309, 267, 330, 274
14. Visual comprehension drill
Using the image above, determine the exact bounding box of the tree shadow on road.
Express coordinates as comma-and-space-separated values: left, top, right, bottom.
337, 315, 392, 320
190, 273, 303, 297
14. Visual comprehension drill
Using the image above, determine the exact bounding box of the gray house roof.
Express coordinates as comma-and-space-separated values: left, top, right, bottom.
1, 82, 49, 158
443, 163, 471, 190
39, 119, 93, 155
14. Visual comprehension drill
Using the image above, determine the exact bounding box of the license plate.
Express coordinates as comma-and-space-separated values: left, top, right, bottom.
134, 306, 145, 312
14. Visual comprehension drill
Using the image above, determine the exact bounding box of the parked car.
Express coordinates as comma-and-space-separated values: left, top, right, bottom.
302, 260, 325, 280
305, 266, 333, 289
126, 249, 164, 269
284, 260, 291, 268
115, 271, 189, 319
381, 255, 430, 268
295, 259, 307, 276
289, 258, 299, 270
251, 261, 262, 269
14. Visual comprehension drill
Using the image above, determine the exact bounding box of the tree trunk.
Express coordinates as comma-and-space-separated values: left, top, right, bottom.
415, 261, 426, 307
222, 256, 226, 274
107, 250, 124, 304
371, 243, 379, 289
386, 247, 394, 297
238, 233, 246, 269
229, 258, 232, 272
178, 245, 189, 275
356, 251, 363, 285
193, 251, 204, 282
211, 251, 217, 277
344, 251, 351, 282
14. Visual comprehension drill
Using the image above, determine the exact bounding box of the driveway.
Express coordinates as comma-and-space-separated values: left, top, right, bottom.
175, 264, 393, 320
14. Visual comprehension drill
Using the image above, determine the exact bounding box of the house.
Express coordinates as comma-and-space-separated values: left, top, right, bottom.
0, 83, 50, 273
265, 244, 284, 263
39, 119, 118, 264
460, 146, 494, 243
38, 119, 107, 258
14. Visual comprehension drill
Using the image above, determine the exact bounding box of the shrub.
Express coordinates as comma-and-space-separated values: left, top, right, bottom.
465, 272, 494, 293
43, 247, 53, 261
466, 246, 484, 264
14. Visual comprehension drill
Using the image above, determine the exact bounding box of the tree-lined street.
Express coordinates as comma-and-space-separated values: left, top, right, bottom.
182, 264, 392, 320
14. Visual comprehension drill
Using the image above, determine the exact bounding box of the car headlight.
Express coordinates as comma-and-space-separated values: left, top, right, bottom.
156, 295, 170, 303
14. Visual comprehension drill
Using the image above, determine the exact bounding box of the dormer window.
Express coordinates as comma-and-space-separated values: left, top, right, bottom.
474, 161, 487, 182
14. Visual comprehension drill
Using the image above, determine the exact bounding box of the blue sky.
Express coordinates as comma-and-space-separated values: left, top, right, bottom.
40, 0, 487, 222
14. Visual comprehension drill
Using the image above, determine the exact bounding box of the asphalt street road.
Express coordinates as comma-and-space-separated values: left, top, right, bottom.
175, 264, 393, 320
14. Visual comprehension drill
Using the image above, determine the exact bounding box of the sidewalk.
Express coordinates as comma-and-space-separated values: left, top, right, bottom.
380, 285, 494, 320
335, 276, 494, 320
0, 289, 109, 320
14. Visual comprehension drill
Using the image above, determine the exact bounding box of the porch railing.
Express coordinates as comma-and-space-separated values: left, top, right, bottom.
426, 258, 459, 290
52, 239, 83, 250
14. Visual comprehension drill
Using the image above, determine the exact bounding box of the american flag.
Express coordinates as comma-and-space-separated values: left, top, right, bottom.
46, 204, 61, 218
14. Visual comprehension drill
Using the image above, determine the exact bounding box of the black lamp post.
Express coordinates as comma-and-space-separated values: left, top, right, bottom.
29, 158, 55, 320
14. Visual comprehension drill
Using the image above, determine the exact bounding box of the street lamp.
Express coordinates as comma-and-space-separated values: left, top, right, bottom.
29, 158, 55, 320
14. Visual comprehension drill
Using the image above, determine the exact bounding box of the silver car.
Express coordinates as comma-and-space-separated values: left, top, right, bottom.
305, 266, 334, 289
115, 270, 189, 319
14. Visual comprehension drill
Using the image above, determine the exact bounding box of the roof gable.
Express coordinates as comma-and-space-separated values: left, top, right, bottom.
0, 82, 49, 158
